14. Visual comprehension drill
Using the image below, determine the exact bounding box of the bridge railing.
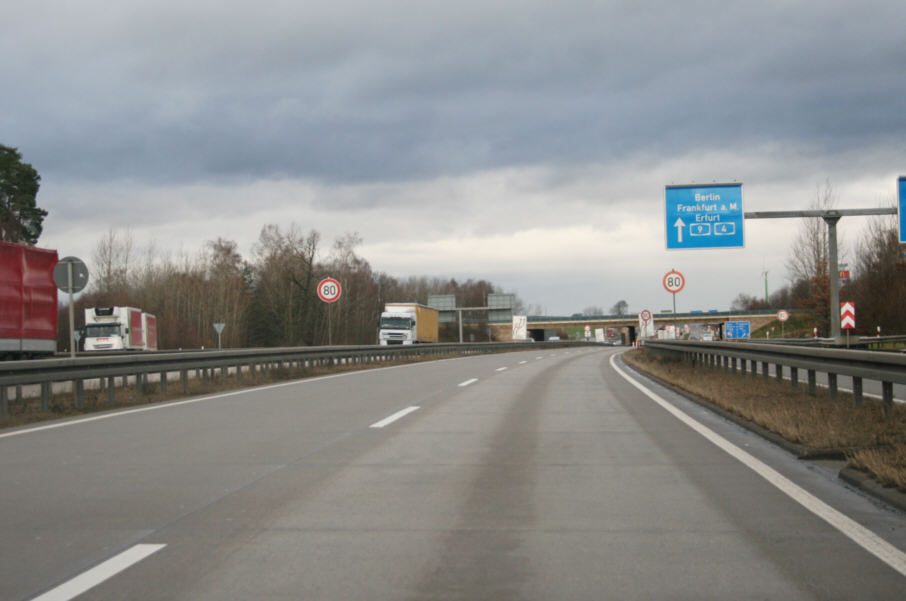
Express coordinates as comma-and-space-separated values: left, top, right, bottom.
641, 339, 906, 414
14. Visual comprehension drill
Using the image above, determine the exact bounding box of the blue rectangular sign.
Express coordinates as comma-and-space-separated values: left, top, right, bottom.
724, 321, 751, 340
665, 183, 744, 249
899, 177, 906, 244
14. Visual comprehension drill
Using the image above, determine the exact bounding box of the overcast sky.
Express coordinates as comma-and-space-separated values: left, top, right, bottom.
4, 1, 905, 315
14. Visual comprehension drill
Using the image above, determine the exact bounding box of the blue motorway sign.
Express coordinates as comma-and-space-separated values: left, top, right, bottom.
899, 177, 906, 244
724, 320, 751, 340
665, 183, 744, 249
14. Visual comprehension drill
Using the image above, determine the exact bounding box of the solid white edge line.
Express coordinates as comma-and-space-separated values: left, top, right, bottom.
609, 353, 906, 577
370, 406, 420, 429
32, 544, 166, 601
458, 378, 478, 387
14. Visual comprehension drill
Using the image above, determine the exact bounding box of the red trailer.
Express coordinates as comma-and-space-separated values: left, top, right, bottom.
0, 241, 59, 359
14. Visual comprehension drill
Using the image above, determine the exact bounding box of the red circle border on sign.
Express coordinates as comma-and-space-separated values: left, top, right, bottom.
317, 277, 342, 303
662, 270, 685, 294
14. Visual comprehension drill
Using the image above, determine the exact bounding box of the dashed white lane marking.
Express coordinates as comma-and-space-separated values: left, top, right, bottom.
32, 544, 166, 601
496, 367, 508, 372
458, 378, 479, 387
519, 361, 528, 365
610, 354, 906, 578
370, 406, 420, 429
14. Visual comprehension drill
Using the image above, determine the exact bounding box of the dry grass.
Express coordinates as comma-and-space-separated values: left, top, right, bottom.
623, 348, 906, 492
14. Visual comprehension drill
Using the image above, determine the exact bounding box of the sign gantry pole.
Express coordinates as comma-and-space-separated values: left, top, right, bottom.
744, 208, 895, 341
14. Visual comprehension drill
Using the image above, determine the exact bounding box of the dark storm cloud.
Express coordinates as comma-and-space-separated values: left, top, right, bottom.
3, 1, 905, 186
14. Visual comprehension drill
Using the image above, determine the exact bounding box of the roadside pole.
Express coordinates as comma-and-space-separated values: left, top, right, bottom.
745, 208, 894, 342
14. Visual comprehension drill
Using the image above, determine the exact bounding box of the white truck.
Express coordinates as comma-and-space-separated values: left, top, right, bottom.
378, 303, 439, 345
83, 307, 158, 351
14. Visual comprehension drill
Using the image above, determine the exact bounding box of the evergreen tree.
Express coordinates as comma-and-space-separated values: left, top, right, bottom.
0, 145, 46, 245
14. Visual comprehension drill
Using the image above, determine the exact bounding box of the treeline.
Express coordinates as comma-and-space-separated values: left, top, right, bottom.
731, 211, 906, 335
60, 226, 517, 350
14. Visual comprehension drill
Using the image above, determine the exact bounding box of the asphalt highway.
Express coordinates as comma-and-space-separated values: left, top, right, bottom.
2, 347, 905, 600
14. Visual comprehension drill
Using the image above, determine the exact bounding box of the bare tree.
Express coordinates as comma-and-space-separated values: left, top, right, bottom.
851, 211, 906, 333
786, 180, 840, 284
91, 228, 134, 299
784, 180, 844, 333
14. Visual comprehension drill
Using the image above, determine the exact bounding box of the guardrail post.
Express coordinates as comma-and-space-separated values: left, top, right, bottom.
41, 382, 50, 411
1, 385, 7, 416
181, 369, 189, 394
136, 373, 144, 398
807, 370, 816, 395
828, 373, 838, 401
762, 361, 769, 380
790, 367, 798, 388
882, 382, 893, 416
852, 377, 863, 407
107, 376, 115, 405
72, 379, 83, 409
160, 371, 167, 396
775, 364, 783, 383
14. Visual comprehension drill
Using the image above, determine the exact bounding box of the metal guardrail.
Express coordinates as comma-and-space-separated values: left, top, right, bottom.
743, 335, 906, 350
642, 340, 905, 413
0, 341, 583, 416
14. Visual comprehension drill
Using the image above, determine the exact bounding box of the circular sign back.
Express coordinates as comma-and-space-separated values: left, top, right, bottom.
53, 256, 90, 293
777, 309, 790, 322
662, 270, 685, 294
317, 277, 342, 303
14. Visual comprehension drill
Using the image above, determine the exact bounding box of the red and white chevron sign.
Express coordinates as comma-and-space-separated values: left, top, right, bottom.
840, 301, 856, 330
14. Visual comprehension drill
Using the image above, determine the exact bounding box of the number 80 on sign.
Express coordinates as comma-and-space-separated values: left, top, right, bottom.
317, 277, 342, 303
663, 270, 685, 294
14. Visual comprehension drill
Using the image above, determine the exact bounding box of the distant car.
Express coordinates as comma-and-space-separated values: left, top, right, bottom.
548, 336, 560, 341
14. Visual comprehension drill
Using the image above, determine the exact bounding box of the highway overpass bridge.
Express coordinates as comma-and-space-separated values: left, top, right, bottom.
490, 310, 781, 343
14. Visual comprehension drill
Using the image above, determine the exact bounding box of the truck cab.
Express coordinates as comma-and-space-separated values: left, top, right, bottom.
83, 321, 128, 350
378, 311, 416, 345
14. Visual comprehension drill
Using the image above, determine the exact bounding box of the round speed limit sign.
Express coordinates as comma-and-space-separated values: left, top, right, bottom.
777, 309, 790, 322
317, 277, 342, 303
662, 270, 685, 294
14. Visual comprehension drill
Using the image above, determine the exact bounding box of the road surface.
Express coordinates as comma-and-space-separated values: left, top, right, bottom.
2, 347, 904, 600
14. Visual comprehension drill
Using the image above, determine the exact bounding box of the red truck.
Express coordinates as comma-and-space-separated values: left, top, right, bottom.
0, 240, 59, 359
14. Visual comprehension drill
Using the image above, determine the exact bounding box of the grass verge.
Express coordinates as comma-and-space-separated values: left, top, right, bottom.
622, 348, 906, 493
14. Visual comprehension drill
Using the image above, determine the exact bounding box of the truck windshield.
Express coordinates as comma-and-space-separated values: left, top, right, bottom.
380, 317, 413, 329
85, 324, 120, 338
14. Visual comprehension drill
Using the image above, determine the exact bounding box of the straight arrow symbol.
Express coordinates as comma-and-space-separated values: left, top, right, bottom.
674, 217, 686, 243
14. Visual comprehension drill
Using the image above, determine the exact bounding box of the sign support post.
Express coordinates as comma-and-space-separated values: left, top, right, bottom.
214, 323, 226, 350
317, 278, 342, 346
53, 256, 90, 359
662, 270, 685, 339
